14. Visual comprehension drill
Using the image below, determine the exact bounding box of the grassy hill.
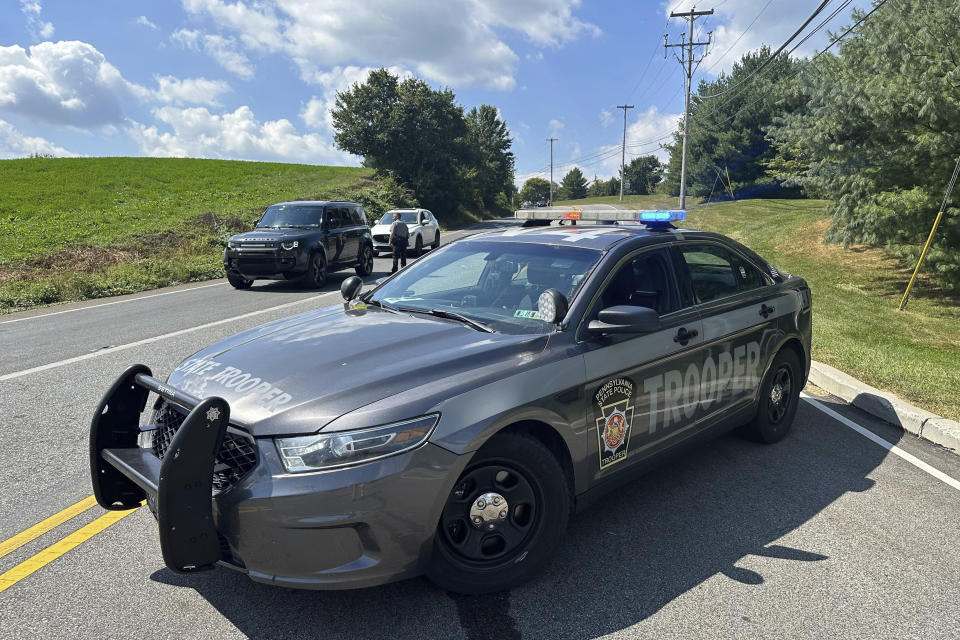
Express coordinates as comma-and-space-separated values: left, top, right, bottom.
557, 195, 960, 421
0, 157, 413, 311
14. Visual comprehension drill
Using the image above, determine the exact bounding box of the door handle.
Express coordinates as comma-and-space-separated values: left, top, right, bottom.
760, 303, 775, 318
673, 327, 699, 345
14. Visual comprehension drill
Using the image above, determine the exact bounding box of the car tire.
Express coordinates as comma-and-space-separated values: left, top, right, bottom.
304, 252, 327, 288
427, 431, 570, 595
741, 348, 802, 444
413, 235, 423, 257
432, 231, 440, 249
355, 244, 374, 277
227, 273, 253, 289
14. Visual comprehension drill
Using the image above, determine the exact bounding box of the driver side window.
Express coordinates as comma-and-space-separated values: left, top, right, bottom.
594, 248, 679, 317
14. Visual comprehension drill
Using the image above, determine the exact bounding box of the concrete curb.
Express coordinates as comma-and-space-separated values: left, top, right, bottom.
807, 360, 959, 454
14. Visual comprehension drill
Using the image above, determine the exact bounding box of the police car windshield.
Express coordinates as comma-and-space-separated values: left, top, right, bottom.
379, 211, 419, 224
257, 205, 324, 228
370, 240, 602, 335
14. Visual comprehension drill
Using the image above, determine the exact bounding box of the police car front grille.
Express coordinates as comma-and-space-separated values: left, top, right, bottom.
151, 400, 258, 495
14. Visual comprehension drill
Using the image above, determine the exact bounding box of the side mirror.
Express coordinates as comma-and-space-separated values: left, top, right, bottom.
340, 276, 363, 302
588, 305, 659, 334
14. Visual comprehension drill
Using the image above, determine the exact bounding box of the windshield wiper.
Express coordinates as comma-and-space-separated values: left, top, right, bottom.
396, 307, 494, 333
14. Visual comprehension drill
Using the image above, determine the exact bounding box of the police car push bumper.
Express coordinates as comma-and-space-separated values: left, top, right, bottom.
90, 364, 229, 573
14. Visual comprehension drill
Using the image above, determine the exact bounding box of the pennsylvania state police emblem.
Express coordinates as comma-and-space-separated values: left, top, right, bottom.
594, 377, 635, 469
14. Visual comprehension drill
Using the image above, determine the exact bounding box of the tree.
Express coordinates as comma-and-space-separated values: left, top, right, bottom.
769, 0, 960, 288
662, 47, 807, 199
520, 177, 553, 204
588, 176, 619, 197
333, 69, 517, 213
463, 105, 515, 210
622, 155, 664, 195
558, 167, 588, 200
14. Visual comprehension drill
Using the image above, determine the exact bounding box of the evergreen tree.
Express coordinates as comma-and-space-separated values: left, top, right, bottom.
559, 167, 588, 200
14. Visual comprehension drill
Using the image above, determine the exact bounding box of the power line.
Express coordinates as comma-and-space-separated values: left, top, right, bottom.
703, 0, 776, 73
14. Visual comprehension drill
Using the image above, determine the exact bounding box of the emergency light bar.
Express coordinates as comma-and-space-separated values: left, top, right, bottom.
514, 206, 686, 225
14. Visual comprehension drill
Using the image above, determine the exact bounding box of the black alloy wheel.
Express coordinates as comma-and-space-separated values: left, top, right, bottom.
305, 253, 327, 288
227, 272, 253, 289
432, 231, 441, 249
427, 432, 569, 594
741, 348, 801, 444
356, 244, 374, 276
413, 235, 424, 257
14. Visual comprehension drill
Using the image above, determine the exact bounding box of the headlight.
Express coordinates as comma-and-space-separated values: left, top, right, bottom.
275, 414, 439, 472
280, 240, 299, 250
227, 240, 238, 249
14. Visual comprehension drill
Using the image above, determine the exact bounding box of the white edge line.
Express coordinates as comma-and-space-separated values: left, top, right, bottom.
801, 392, 960, 492
0, 292, 337, 381
0, 282, 227, 325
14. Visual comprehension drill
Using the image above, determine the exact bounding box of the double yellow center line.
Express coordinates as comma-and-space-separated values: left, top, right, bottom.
0, 496, 141, 593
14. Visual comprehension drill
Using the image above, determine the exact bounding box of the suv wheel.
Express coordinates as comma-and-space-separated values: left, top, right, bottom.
355, 244, 374, 277
227, 273, 253, 289
741, 348, 802, 443
427, 432, 570, 594
305, 253, 327, 288
413, 235, 423, 257
432, 231, 440, 249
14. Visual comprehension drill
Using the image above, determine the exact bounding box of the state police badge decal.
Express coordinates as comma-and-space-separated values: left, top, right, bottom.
594, 377, 635, 469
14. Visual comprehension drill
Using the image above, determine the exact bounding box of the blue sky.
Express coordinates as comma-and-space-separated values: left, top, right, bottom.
0, 0, 869, 185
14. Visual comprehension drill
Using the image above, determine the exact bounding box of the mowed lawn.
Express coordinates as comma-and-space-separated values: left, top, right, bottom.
0, 157, 372, 263
557, 195, 960, 421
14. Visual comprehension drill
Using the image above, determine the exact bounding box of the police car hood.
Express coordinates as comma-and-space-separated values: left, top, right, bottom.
165, 304, 546, 437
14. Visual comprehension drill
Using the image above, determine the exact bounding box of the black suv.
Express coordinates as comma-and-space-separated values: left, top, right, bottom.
223, 201, 374, 289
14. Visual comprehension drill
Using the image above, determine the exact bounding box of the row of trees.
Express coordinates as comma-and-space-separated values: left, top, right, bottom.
519, 154, 664, 203
332, 69, 515, 214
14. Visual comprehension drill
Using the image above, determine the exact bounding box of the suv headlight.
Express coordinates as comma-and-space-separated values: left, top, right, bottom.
280, 240, 299, 250
227, 240, 238, 248
275, 414, 439, 472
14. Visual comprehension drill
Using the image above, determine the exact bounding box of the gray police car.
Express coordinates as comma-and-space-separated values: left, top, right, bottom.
89, 207, 811, 594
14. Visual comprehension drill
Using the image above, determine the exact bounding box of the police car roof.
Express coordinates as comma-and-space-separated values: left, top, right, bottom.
466, 224, 704, 251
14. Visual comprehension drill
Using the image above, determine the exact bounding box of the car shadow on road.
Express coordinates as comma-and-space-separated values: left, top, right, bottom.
149, 398, 891, 640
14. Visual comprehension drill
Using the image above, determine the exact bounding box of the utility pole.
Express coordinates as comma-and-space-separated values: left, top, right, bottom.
665, 6, 712, 210
547, 137, 558, 205
616, 104, 634, 201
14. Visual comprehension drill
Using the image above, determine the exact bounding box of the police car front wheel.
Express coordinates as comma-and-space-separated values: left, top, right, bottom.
428, 431, 570, 594
742, 348, 802, 444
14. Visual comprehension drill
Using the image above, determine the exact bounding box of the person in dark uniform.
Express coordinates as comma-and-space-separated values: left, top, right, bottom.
389, 211, 410, 273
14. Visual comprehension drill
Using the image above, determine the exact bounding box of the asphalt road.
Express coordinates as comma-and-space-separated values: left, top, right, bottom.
2, 219, 959, 639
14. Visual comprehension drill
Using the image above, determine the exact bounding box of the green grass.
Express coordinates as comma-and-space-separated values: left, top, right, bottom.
565, 195, 960, 421
0, 157, 372, 263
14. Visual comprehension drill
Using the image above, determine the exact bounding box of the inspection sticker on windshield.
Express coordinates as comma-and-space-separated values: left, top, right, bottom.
514, 309, 543, 319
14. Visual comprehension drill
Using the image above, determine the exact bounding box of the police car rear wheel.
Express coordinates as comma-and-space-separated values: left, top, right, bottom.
305, 253, 327, 288
742, 349, 801, 444
227, 273, 253, 289
428, 432, 569, 594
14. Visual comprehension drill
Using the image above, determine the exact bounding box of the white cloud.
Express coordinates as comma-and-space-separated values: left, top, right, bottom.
153, 76, 230, 106
599, 109, 613, 127
666, 0, 869, 76
172, 29, 253, 79
0, 118, 77, 158
0, 41, 235, 127
136, 16, 159, 30
128, 105, 357, 165
179, 0, 597, 90
547, 119, 564, 137
0, 42, 127, 126
20, 1, 54, 41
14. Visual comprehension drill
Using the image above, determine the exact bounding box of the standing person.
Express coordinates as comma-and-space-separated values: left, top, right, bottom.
389, 211, 409, 274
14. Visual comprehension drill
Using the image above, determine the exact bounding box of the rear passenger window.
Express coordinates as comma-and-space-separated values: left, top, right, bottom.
327, 208, 345, 228
679, 244, 768, 303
